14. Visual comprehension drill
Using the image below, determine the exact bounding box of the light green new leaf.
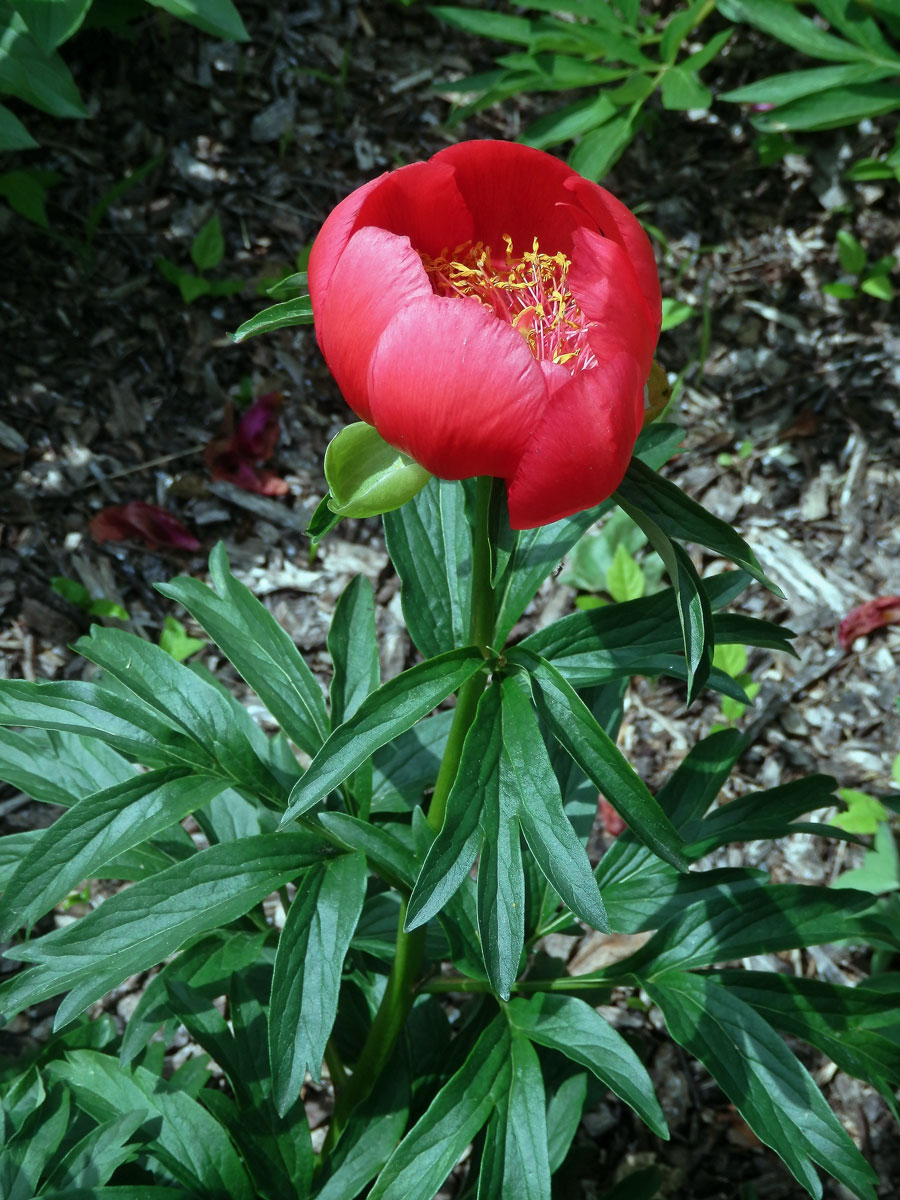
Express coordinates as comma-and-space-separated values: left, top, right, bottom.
270, 852, 367, 1113
646, 972, 877, 1199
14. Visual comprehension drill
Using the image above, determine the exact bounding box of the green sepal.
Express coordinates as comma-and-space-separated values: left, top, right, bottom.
324, 423, 432, 518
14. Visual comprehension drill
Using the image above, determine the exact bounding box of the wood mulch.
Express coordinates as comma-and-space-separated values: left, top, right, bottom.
1, 2, 899, 1196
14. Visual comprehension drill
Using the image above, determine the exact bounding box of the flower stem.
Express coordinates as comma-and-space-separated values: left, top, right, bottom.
322, 476, 498, 1152
427, 475, 496, 833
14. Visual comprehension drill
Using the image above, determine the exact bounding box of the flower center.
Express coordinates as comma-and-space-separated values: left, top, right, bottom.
421, 237, 597, 370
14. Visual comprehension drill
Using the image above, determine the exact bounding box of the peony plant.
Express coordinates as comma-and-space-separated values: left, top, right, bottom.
1, 142, 898, 1199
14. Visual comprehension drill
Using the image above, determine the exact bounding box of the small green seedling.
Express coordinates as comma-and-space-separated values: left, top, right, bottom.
710, 643, 760, 726
832, 823, 900, 895
823, 230, 896, 302
51, 576, 129, 620
660, 297, 696, 332
155, 215, 245, 304
846, 131, 900, 185
717, 439, 754, 469
832, 789, 891, 836
563, 509, 665, 610
159, 616, 207, 662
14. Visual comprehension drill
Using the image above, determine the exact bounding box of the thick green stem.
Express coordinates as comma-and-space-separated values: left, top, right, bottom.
427, 475, 496, 833
322, 476, 498, 1154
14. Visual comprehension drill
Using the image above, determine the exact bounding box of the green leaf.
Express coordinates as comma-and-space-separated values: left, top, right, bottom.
328, 575, 380, 728
0, 166, 56, 226
145, 0, 249, 40
282, 648, 485, 823
660, 297, 695, 330
508, 649, 689, 871
721, 61, 895, 105
406, 683, 500, 931
371, 711, 452, 814
568, 111, 637, 181
507, 992, 667, 1139
502, 1032, 552, 1199
190, 214, 224, 270
267, 269, 308, 298
0, 13, 88, 117
478, 733, 525, 999
837, 229, 867, 274
605, 543, 645, 602
660, 66, 711, 110
0, 770, 226, 937
715, 0, 879, 62
0, 833, 325, 1027
49, 1049, 254, 1199
318, 812, 417, 890
752, 82, 900, 132
270, 852, 367, 1112
606, 882, 879, 980
545, 1070, 588, 1174
158, 542, 330, 757
368, 1017, 512, 1200
429, 7, 533, 44
0, 102, 36, 150
860, 272, 894, 300
707, 970, 900, 1095
228, 295, 313, 342
383, 478, 473, 658
645, 972, 878, 1200
315, 1056, 410, 1200
325, 423, 431, 518
823, 280, 858, 299
0, 679, 210, 770
73, 625, 286, 805
614, 457, 779, 592
0, 726, 132, 807
832, 822, 900, 893
119, 930, 266, 1064
42, 1110, 146, 1193
159, 616, 207, 661
501, 676, 608, 931
520, 92, 618, 151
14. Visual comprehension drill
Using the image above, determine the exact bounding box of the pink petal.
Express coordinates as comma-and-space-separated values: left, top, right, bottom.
89, 502, 201, 551
367, 295, 549, 480
564, 176, 662, 330
838, 596, 900, 648
431, 140, 584, 257
569, 227, 657, 377
234, 391, 283, 461
353, 159, 474, 259
506, 353, 642, 529
318, 227, 435, 422
308, 173, 386, 314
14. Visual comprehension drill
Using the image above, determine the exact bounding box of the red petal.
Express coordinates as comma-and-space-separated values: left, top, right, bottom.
353, 159, 474, 259
234, 391, 283, 462
89, 502, 201, 551
564, 176, 662, 330
569, 227, 657, 377
319, 226, 434, 422
506, 353, 642, 529
431, 140, 583, 257
308, 173, 386, 315
838, 596, 900, 648
367, 295, 549, 480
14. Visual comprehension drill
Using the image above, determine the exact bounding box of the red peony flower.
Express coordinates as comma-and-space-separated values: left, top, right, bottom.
309, 140, 661, 529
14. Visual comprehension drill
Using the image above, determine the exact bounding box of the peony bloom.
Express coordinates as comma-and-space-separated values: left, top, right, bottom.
309, 140, 661, 529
